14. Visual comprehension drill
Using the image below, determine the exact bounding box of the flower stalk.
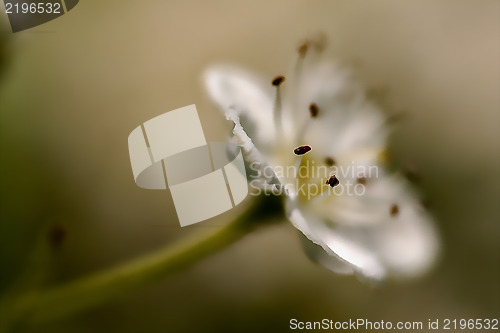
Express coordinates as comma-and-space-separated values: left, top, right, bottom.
0, 196, 283, 331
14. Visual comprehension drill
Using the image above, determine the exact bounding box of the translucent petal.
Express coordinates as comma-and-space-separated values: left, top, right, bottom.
286, 199, 355, 275
294, 173, 439, 280
311, 171, 409, 226
303, 103, 387, 166
298, 232, 354, 275
291, 61, 388, 160
226, 110, 282, 192
204, 64, 276, 148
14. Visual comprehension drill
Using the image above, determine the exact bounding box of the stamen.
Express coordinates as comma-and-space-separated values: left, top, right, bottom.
293, 155, 303, 179
310, 173, 339, 202
297, 41, 309, 58
294, 145, 311, 155
272, 75, 285, 86
324, 157, 336, 167
292, 40, 307, 120
325, 175, 340, 187
356, 177, 367, 185
309, 103, 319, 118
292, 146, 311, 179
272, 75, 285, 135
297, 102, 320, 143
390, 204, 399, 217
292, 34, 325, 134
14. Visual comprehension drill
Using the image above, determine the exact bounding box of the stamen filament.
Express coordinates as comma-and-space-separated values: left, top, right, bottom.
293, 155, 303, 179
291, 46, 306, 122
274, 86, 283, 134
297, 103, 319, 144
312, 186, 332, 202
271, 75, 285, 135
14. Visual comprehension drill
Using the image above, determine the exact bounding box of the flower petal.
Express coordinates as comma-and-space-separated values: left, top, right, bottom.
317, 204, 438, 279
286, 199, 355, 275
298, 231, 354, 275
303, 104, 387, 168
291, 61, 365, 124
204, 64, 276, 148
295, 173, 439, 280
290, 61, 388, 160
226, 110, 283, 193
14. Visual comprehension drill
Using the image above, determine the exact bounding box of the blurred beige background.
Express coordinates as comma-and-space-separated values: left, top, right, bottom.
0, 1, 498, 332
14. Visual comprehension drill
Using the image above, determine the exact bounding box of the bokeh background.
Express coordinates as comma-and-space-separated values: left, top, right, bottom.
0, 1, 499, 332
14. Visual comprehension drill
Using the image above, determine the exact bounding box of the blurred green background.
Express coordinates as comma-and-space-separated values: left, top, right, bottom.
0, 0, 499, 332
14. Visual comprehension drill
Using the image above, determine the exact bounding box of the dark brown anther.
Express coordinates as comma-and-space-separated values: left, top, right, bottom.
272, 75, 285, 87
325, 175, 340, 188
357, 177, 367, 185
390, 204, 399, 217
324, 157, 336, 167
294, 145, 312, 155
309, 103, 319, 118
297, 41, 309, 57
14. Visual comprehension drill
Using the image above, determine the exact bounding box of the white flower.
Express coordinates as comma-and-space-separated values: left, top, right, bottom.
203, 41, 439, 281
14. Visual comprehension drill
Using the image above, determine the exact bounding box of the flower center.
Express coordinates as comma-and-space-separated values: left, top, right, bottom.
287, 147, 339, 202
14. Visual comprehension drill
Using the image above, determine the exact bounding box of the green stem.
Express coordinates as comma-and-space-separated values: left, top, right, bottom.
1, 196, 282, 330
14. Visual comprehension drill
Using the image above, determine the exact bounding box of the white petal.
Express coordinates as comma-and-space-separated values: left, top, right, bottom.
226, 111, 282, 192
204, 64, 276, 147
286, 199, 355, 275
298, 232, 354, 275
317, 206, 438, 279
296, 173, 439, 280
304, 103, 387, 165
294, 61, 365, 122
291, 61, 388, 160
